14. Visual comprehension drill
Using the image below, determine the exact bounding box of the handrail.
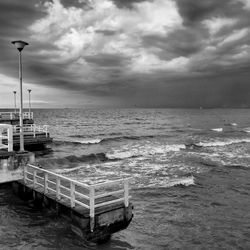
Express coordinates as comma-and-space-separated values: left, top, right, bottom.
24, 164, 131, 232
0, 112, 33, 120
0, 124, 13, 151
13, 124, 49, 137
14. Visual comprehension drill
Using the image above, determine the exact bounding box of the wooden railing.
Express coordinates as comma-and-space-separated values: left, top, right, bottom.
0, 112, 33, 120
13, 124, 49, 137
0, 124, 13, 152
23, 164, 131, 231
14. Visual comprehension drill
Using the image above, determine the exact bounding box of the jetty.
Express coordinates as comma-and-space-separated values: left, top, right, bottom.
0, 111, 52, 149
0, 124, 133, 243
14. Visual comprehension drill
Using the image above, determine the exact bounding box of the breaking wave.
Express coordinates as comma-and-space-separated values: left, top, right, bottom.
167, 176, 195, 187
211, 128, 223, 132
142, 176, 195, 188
198, 138, 250, 147
106, 144, 186, 159
54, 135, 158, 146
37, 152, 118, 168
242, 127, 250, 133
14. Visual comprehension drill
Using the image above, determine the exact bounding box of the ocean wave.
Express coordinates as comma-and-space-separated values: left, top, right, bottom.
106, 144, 186, 159
225, 164, 249, 170
54, 135, 157, 146
224, 123, 238, 126
55, 165, 86, 174
37, 152, 117, 168
78, 138, 102, 144
143, 176, 195, 188
53, 139, 102, 146
167, 176, 195, 187
242, 127, 250, 133
211, 128, 223, 132
198, 138, 250, 147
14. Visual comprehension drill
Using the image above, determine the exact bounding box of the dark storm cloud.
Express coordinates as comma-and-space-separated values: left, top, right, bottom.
0, 0, 44, 38
143, 27, 208, 58
95, 29, 118, 36
111, 0, 152, 9
1, 0, 250, 108
174, 0, 243, 25
85, 53, 128, 67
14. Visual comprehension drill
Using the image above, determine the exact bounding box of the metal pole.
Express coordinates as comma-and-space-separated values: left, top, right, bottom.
28, 89, 31, 117
13, 91, 16, 113
19, 51, 24, 152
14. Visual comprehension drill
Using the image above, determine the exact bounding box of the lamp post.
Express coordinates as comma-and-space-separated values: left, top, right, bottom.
11, 40, 29, 152
28, 89, 31, 118
13, 91, 17, 113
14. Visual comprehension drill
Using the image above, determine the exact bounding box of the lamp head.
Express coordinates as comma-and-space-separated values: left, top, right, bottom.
28, 89, 31, 93
13, 91, 16, 94
11, 40, 29, 52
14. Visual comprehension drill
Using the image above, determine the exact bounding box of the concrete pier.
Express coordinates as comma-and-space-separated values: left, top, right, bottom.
12, 180, 133, 243
0, 123, 133, 243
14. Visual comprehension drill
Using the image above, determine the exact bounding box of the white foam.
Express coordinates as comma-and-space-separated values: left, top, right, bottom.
106, 144, 185, 159
144, 176, 195, 188
55, 165, 85, 174
242, 127, 250, 133
230, 123, 237, 126
166, 176, 195, 187
199, 138, 250, 147
211, 128, 223, 132
79, 138, 102, 144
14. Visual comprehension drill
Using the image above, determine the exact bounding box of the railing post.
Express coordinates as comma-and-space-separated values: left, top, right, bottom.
89, 186, 95, 232
44, 173, 48, 194
124, 179, 129, 207
70, 182, 75, 208
33, 125, 36, 138
10, 112, 13, 119
7, 126, 13, 152
23, 165, 27, 184
0, 128, 2, 145
33, 170, 37, 188
56, 177, 61, 200
45, 125, 48, 137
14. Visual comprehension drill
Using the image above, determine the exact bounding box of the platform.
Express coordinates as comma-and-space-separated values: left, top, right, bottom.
12, 164, 133, 242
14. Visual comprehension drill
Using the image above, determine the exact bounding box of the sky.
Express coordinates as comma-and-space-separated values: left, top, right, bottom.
0, 0, 250, 108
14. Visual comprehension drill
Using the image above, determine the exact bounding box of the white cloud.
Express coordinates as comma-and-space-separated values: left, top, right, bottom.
130, 51, 189, 73
220, 28, 249, 45
203, 17, 237, 35
237, 0, 250, 10
29, 0, 183, 77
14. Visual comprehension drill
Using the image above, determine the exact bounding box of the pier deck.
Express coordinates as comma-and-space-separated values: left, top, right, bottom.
0, 112, 52, 149
13, 164, 133, 242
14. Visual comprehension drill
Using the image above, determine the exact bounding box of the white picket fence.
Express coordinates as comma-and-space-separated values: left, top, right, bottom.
23, 164, 131, 231
0, 112, 33, 120
0, 124, 13, 152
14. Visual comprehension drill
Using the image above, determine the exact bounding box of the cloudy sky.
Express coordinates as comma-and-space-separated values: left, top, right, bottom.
0, 0, 250, 108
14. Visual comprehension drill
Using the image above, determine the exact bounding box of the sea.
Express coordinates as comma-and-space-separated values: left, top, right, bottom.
1, 108, 250, 250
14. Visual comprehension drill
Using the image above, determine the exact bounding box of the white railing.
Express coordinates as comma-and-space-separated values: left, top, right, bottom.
0, 124, 13, 152
0, 112, 33, 120
23, 164, 131, 232
13, 124, 49, 137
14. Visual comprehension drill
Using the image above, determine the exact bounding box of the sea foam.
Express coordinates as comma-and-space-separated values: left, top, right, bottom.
106, 144, 186, 160
198, 138, 250, 147
211, 128, 223, 132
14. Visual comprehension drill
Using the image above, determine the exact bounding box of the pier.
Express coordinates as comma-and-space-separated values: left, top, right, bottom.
0, 111, 52, 149
0, 124, 133, 243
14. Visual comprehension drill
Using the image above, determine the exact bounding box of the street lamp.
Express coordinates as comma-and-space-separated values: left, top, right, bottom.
28, 89, 32, 118
11, 40, 29, 152
13, 91, 17, 113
